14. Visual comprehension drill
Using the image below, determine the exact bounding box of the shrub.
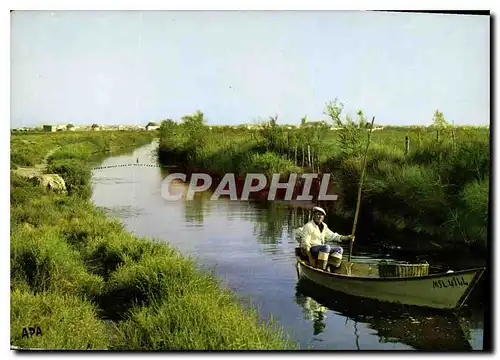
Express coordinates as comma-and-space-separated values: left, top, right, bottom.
46, 159, 91, 198
242, 152, 301, 177
441, 140, 490, 194
443, 178, 489, 246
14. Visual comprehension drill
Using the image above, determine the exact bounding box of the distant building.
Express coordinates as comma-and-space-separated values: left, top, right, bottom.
146, 124, 160, 131
43, 125, 56, 132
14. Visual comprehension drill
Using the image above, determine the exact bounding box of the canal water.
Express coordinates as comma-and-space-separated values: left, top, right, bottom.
90, 142, 484, 350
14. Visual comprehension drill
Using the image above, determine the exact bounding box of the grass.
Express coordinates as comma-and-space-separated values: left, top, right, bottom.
10, 130, 295, 350
11, 289, 110, 350
113, 291, 292, 350
11, 224, 104, 298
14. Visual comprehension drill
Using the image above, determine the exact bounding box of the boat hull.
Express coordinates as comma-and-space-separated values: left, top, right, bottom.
297, 259, 484, 310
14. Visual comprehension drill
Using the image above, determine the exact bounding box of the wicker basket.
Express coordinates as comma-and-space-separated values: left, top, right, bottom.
378, 261, 429, 278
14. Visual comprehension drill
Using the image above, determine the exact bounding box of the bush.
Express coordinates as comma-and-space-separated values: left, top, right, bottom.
242, 152, 301, 177
10, 173, 47, 207
47, 159, 91, 198
443, 178, 489, 246
441, 140, 490, 193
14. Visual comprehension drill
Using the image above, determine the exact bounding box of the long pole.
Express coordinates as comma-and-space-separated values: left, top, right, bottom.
348, 116, 376, 262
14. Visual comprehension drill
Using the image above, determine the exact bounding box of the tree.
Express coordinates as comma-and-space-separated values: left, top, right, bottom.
260, 115, 280, 152
324, 98, 344, 127
324, 98, 366, 158
146, 121, 159, 127
431, 110, 449, 129
91, 124, 99, 129
180, 110, 207, 161
159, 119, 177, 143
356, 110, 369, 129
300, 115, 308, 127
430, 110, 451, 144
66, 123, 74, 130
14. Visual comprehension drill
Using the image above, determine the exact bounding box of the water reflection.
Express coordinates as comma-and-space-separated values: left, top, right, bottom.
295, 290, 328, 336
184, 192, 212, 226
295, 278, 479, 350
248, 203, 312, 246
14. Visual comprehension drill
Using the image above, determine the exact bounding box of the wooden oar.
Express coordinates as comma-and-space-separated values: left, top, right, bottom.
348, 116, 376, 262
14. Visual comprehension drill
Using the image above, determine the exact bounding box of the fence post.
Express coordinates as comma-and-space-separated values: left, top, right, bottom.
405, 136, 410, 155
311, 148, 314, 171
451, 122, 456, 151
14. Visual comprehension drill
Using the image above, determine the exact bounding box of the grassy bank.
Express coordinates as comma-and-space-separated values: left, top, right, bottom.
157, 107, 489, 253
10, 131, 294, 350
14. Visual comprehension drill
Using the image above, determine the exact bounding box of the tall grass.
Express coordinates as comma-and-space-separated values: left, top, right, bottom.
11, 289, 110, 350
11, 225, 104, 297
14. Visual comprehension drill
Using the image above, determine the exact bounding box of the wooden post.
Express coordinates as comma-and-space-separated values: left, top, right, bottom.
311, 149, 314, 171
451, 121, 456, 151
287, 132, 290, 159
404, 136, 410, 155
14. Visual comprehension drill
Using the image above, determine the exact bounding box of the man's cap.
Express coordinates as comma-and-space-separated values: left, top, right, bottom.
312, 206, 326, 216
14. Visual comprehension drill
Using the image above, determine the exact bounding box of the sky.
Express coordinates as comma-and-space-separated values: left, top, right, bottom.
10, 10, 490, 127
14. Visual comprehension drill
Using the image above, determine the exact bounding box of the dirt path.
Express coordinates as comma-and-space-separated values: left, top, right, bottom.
12, 146, 60, 179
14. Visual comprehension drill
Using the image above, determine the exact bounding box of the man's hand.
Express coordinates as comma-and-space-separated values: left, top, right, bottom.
341, 235, 355, 243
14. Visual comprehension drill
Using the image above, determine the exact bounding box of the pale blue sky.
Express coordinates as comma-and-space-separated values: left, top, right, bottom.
11, 11, 489, 127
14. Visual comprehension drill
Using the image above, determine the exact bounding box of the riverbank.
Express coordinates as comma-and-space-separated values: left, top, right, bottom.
157, 112, 489, 257
10, 131, 295, 350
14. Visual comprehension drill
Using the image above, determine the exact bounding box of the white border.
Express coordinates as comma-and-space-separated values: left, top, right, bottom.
5, 0, 500, 11
4, 2, 497, 359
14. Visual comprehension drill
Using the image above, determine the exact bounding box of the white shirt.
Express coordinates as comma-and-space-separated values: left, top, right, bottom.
296, 220, 344, 250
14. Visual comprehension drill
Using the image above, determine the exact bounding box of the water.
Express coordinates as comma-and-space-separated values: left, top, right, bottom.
91, 142, 485, 350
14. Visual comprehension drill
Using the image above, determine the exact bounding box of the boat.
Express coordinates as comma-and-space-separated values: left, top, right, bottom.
295, 248, 485, 311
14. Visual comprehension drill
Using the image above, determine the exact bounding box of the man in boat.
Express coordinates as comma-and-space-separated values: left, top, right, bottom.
297, 206, 354, 270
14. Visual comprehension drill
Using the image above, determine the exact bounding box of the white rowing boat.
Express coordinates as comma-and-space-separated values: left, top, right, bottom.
295, 249, 485, 310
